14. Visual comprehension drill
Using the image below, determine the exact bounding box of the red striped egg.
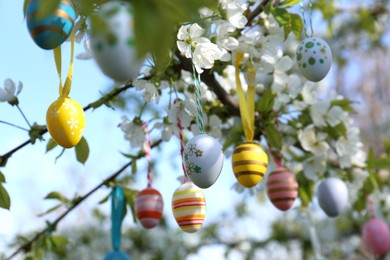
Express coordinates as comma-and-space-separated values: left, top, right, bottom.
266, 166, 298, 211
172, 182, 206, 233
363, 218, 390, 256
135, 187, 164, 229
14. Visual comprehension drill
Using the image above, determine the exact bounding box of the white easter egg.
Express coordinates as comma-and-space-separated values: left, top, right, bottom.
184, 134, 224, 189
317, 177, 348, 217
90, 1, 144, 82
296, 37, 332, 82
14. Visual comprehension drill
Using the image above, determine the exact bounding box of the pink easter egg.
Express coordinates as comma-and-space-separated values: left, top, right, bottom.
362, 218, 390, 256
266, 166, 298, 211
135, 187, 164, 229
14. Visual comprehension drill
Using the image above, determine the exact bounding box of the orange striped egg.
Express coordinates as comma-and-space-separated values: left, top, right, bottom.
46, 97, 85, 148
232, 142, 268, 188
135, 187, 164, 229
266, 166, 298, 211
172, 182, 206, 233
26, 0, 76, 50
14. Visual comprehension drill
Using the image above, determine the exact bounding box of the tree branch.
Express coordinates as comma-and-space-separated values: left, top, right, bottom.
246, 0, 272, 26
5, 139, 162, 260
0, 82, 135, 167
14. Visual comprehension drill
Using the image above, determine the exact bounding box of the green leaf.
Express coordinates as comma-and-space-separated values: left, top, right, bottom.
37, 204, 62, 217
29, 123, 46, 144
122, 187, 138, 223
44, 191, 70, 204
75, 137, 89, 165
325, 123, 347, 139
264, 123, 282, 149
0, 184, 11, 210
367, 148, 375, 169
296, 173, 314, 207
290, 13, 304, 39
98, 192, 111, 204
46, 138, 58, 153
36, 0, 62, 19
0, 172, 5, 183
279, 0, 300, 7
256, 88, 275, 114
330, 99, 356, 113
51, 235, 68, 255
131, 160, 137, 174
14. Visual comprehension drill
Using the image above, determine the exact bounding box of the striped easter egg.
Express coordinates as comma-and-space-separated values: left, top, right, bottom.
172, 182, 206, 233
232, 142, 268, 188
26, 0, 76, 50
135, 187, 164, 229
266, 166, 298, 211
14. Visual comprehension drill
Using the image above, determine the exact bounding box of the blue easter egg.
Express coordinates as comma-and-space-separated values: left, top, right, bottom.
104, 251, 130, 260
26, 0, 76, 49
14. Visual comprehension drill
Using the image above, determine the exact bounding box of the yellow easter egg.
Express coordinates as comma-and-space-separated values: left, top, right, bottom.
232, 142, 268, 188
46, 97, 85, 148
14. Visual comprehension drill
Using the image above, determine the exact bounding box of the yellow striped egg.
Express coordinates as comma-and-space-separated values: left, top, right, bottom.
232, 142, 268, 188
46, 97, 85, 148
172, 182, 206, 233
26, 0, 76, 50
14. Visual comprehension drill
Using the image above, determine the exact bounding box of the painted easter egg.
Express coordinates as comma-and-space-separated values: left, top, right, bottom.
26, 0, 76, 50
184, 134, 224, 189
232, 142, 268, 188
89, 1, 144, 82
172, 182, 206, 233
135, 187, 164, 229
46, 97, 85, 148
317, 177, 348, 217
104, 251, 130, 260
362, 218, 390, 256
266, 166, 298, 211
296, 37, 332, 82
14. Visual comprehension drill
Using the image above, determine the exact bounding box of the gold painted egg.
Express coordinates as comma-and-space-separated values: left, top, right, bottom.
232, 142, 268, 188
46, 97, 85, 148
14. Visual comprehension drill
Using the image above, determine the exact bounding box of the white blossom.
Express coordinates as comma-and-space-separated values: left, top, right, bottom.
298, 124, 329, 156
177, 23, 207, 58
336, 126, 366, 168
0, 78, 23, 105
192, 41, 223, 73
118, 116, 145, 148
220, 0, 248, 28
302, 155, 327, 181
134, 79, 160, 103
76, 39, 93, 60
310, 101, 346, 127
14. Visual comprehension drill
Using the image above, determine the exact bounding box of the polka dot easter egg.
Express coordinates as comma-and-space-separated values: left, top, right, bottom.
46, 97, 85, 148
363, 218, 390, 256
296, 37, 332, 82
172, 182, 206, 233
90, 1, 144, 83
232, 142, 268, 188
184, 134, 224, 189
26, 0, 76, 50
135, 187, 164, 229
266, 166, 298, 211
317, 177, 348, 217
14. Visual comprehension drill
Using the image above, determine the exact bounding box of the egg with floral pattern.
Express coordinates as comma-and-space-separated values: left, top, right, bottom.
46, 97, 85, 148
184, 134, 224, 189
89, 1, 144, 82
296, 37, 332, 82
26, 0, 76, 50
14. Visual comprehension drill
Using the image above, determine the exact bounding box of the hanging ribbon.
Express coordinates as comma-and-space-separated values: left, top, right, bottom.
53, 29, 75, 97
235, 52, 255, 142
300, 0, 314, 37
142, 122, 152, 187
192, 64, 205, 134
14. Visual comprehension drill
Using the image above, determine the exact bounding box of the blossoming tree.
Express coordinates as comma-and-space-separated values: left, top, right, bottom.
1, 0, 390, 259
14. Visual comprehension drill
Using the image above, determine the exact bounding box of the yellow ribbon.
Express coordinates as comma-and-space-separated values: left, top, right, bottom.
53, 29, 75, 97
235, 52, 256, 142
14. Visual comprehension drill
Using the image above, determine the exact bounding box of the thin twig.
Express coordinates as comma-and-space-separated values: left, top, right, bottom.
246, 0, 272, 26
5, 139, 162, 260
16, 105, 32, 128
0, 121, 29, 131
